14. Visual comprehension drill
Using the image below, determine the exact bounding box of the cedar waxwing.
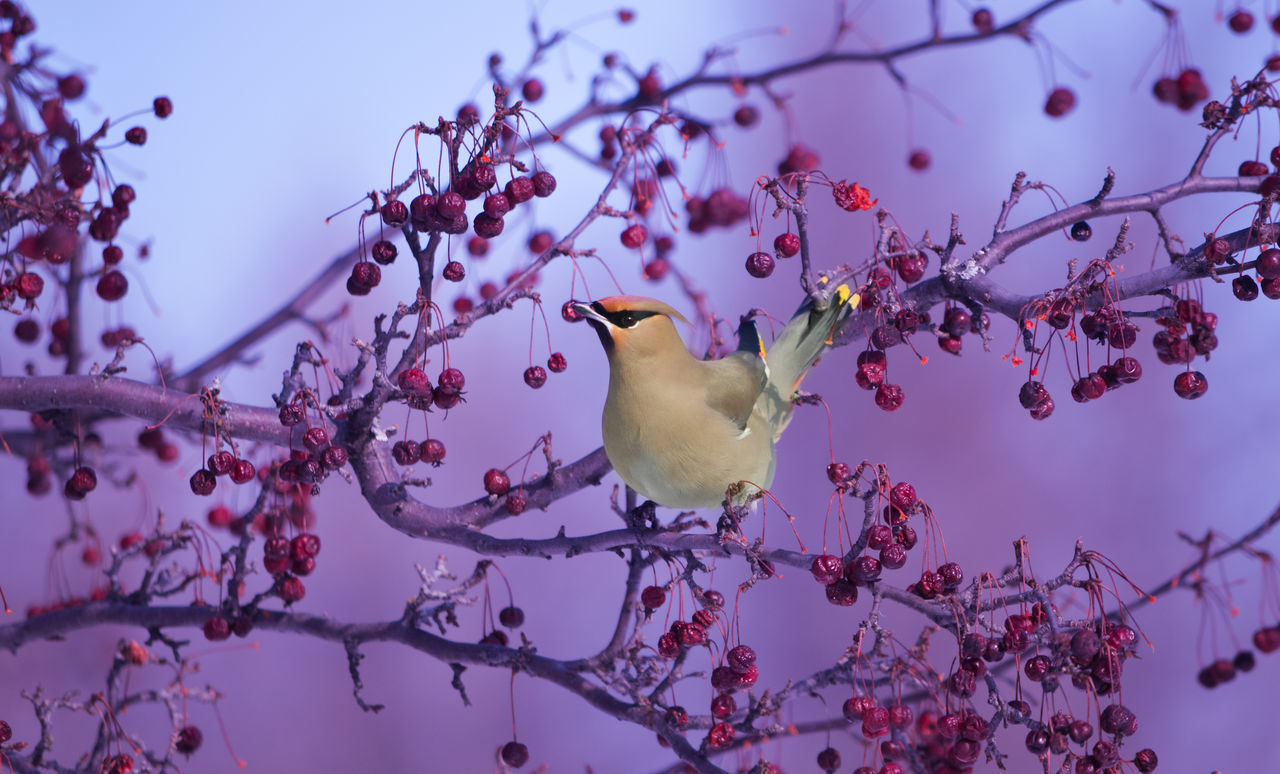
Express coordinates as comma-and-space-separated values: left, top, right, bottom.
573, 287, 857, 509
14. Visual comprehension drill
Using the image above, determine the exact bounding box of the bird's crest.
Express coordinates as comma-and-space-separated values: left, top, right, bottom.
592, 295, 691, 326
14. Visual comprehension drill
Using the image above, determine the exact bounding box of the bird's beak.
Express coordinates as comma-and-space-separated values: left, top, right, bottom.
571, 301, 610, 326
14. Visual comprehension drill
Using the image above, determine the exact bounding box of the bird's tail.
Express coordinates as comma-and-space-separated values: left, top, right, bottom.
757, 284, 859, 440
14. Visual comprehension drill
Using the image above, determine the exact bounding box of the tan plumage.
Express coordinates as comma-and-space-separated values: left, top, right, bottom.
574, 289, 857, 509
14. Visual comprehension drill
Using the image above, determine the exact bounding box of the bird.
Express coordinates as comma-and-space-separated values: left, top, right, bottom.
572, 286, 857, 509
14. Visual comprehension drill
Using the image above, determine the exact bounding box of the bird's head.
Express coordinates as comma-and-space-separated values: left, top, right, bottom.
571, 295, 690, 358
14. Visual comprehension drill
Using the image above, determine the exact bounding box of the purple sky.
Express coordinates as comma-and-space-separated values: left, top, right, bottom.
4, 2, 1280, 772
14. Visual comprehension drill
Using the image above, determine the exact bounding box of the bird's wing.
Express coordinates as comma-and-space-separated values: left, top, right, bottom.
702, 317, 768, 433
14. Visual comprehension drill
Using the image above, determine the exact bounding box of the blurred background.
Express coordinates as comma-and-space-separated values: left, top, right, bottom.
3, 0, 1279, 771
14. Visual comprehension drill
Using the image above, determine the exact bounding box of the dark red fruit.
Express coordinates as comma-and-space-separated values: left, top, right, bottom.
774, 232, 800, 257
153, 96, 174, 118
746, 251, 775, 278
420, 439, 446, 465
498, 606, 524, 628
1229, 9, 1255, 33
174, 725, 202, 756
1173, 370, 1208, 399
1044, 87, 1076, 117
621, 223, 647, 248
1234, 275, 1260, 301
371, 239, 397, 264
826, 462, 850, 484
811, 554, 843, 585
381, 200, 409, 228
442, 261, 465, 282
523, 365, 547, 389
124, 126, 147, 145
874, 383, 904, 411
189, 469, 216, 496
733, 104, 759, 127
203, 616, 231, 641
817, 747, 841, 772
483, 468, 511, 496
547, 352, 567, 373
532, 171, 557, 197
972, 8, 994, 32
907, 149, 931, 171
230, 459, 256, 484
1240, 160, 1268, 177
640, 585, 666, 609
501, 740, 529, 767
825, 578, 858, 606
521, 78, 544, 102
505, 176, 535, 204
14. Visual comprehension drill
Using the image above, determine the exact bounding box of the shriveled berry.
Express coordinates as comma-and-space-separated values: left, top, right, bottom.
746, 251, 775, 278
371, 239, 397, 264
442, 261, 465, 282
189, 469, 216, 496
523, 365, 547, 388
380, 200, 408, 228
825, 578, 858, 606
532, 170, 557, 197
547, 352, 567, 373
874, 383, 904, 411
811, 554, 843, 585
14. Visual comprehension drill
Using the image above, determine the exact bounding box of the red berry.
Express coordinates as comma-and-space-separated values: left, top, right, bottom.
124, 126, 147, 145
874, 383, 904, 411
745, 251, 774, 278
521, 78, 544, 103
442, 261, 465, 282
174, 725, 202, 756
1044, 87, 1077, 118
907, 149, 931, 171
371, 239, 397, 264
420, 439, 446, 465
1240, 160, 1269, 177
733, 105, 759, 127
153, 96, 173, 118
532, 171, 557, 197
972, 8, 994, 32
505, 176, 535, 204
640, 585, 666, 609
620, 223, 647, 248
817, 747, 841, 772
58, 73, 86, 99
1229, 9, 1254, 33
774, 232, 800, 257
381, 200, 409, 228
202, 616, 231, 641
189, 468, 216, 496
1173, 370, 1208, 399
498, 606, 524, 628
278, 575, 306, 603
230, 458, 255, 484
547, 352, 567, 372
483, 468, 511, 496
523, 365, 547, 388
16, 271, 44, 299
501, 741, 529, 767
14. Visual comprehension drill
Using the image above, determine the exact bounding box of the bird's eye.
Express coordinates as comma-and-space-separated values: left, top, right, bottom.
614, 311, 637, 328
